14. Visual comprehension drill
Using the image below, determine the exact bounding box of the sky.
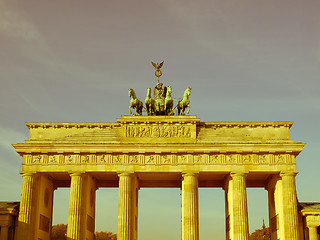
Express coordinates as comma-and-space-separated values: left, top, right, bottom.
0, 0, 320, 239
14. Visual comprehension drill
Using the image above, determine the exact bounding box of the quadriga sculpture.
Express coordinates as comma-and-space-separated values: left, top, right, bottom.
145, 88, 155, 116
129, 89, 143, 115
177, 87, 191, 115
165, 86, 173, 115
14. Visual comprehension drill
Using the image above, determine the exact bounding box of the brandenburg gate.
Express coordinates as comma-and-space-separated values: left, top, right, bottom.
13, 62, 305, 240
13, 116, 305, 240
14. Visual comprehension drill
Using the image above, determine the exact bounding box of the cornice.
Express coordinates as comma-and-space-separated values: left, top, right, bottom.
117, 115, 200, 124
199, 121, 293, 128
25, 121, 293, 129
26, 122, 121, 129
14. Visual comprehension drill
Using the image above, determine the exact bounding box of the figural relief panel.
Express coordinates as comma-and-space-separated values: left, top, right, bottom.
126, 125, 192, 138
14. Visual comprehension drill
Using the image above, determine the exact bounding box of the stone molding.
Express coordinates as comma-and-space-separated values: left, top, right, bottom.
200, 122, 293, 128
26, 122, 120, 129
25, 121, 292, 129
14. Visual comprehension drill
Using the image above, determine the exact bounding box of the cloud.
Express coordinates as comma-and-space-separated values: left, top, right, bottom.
0, 1, 44, 44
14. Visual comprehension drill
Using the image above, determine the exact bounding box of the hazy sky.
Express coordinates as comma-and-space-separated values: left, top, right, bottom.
1, 0, 320, 239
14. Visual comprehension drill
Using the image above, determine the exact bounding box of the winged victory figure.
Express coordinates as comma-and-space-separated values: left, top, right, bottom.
151, 61, 164, 70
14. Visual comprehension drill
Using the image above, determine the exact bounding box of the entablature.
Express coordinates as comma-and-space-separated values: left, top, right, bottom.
14, 116, 305, 174
24, 116, 295, 144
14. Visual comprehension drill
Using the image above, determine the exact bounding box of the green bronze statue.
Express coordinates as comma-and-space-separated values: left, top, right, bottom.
129, 89, 143, 115
145, 88, 155, 116
177, 87, 191, 115
128, 61, 191, 116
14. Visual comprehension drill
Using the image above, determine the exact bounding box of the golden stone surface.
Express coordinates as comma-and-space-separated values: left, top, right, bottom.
13, 116, 305, 240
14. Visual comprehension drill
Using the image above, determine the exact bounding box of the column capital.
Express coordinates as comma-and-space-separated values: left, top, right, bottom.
182, 172, 199, 177
69, 172, 85, 177
280, 171, 298, 177
20, 172, 36, 177
230, 172, 248, 177
118, 172, 134, 177
307, 223, 319, 228
306, 216, 320, 228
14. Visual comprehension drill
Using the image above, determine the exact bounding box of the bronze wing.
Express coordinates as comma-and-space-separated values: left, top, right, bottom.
151, 61, 157, 68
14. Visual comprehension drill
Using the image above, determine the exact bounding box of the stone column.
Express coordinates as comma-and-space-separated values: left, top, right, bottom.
118, 173, 134, 240
225, 173, 249, 240
181, 172, 199, 240
231, 173, 249, 240
280, 172, 299, 240
266, 175, 281, 240
67, 173, 84, 240
17, 173, 35, 240
308, 225, 318, 240
0, 225, 9, 240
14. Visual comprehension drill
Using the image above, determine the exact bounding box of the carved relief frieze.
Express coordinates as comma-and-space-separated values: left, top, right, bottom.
203, 154, 209, 164
91, 155, 97, 164
98, 155, 106, 163
275, 154, 286, 164
126, 125, 191, 138
226, 155, 237, 164
25, 155, 33, 164
66, 155, 74, 164
138, 155, 145, 165
161, 155, 171, 164
194, 155, 203, 164
155, 155, 161, 165
113, 155, 123, 164
96, 154, 113, 164
49, 155, 58, 164
58, 155, 65, 164
289, 155, 295, 164
42, 155, 48, 164
75, 155, 80, 164
269, 154, 275, 164
172, 155, 178, 165
178, 155, 187, 164
123, 155, 129, 164
33, 155, 42, 164
81, 155, 90, 164
259, 155, 268, 164
243, 155, 252, 164
130, 155, 138, 164
209, 154, 218, 164
24, 153, 295, 166
146, 155, 155, 164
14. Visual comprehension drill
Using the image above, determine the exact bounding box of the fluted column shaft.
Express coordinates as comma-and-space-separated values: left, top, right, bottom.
308, 226, 318, 240
281, 172, 299, 240
231, 173, 249, 240
118, 173, 134, 240
67, 173, 84, 240
17, 173, 35, 240
181, 173, 199, 240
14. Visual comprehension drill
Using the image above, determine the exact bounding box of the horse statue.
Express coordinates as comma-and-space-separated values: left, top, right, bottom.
165, 86, 173, 115
177, 87, 191, 115
145, 88, 155, 115
129, 89, 143, 115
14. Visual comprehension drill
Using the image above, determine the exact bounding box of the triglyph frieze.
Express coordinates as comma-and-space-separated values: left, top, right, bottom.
24, 153, 295, 166
126, 125, 192, 138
